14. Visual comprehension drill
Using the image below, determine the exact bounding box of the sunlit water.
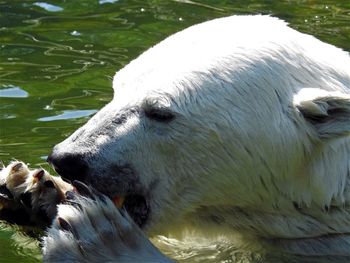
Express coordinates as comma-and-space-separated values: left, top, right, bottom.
0, 1, 349, 262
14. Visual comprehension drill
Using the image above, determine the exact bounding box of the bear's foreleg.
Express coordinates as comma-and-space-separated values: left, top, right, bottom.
43, 181, 173, 262
1, 162, 173, 262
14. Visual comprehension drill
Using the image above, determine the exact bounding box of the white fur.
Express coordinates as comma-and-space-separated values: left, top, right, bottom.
50, 15, 350, 259
43, 195, 173, 262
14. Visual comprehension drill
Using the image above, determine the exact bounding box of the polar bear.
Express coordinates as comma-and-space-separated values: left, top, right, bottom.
47, 14, 350, 260
2, 15, 350, 262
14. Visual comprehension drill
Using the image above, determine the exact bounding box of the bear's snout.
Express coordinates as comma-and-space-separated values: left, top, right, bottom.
47, 150, 88, 183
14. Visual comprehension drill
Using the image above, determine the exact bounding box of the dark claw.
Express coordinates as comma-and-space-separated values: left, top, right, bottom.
64, 191, 83, 210
57, 217, 85, 255
74, 181, 106, 203
72, 181, 95, 200
33, 169, 45, 180
58, 217, 80, 240
67, 201, 83, 211
91, 188, 107, 203
58, 217, 73, 233
11, 162, 23, 172
65, 190, 76, 200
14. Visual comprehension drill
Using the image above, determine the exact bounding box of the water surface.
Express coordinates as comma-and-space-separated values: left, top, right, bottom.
0, 0, 349, 262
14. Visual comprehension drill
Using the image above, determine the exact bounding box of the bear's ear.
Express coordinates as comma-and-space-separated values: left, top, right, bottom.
293, 88, 350, 139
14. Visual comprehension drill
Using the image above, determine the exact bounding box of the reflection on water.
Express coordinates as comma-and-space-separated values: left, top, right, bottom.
0, 224, 41, 263
99, 0, 120, 4
0, 0, 349, 262
0, 85, 28, 98
33, 2, 63, 12
38, 109, 97, 121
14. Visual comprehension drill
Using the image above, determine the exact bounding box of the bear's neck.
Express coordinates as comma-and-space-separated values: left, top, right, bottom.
185, 204, 350, 257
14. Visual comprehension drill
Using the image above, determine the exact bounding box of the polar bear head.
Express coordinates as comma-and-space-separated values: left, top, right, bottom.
48, 16, 350, 236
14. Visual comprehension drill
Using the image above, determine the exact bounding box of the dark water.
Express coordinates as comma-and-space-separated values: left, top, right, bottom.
0, 0, 349, 262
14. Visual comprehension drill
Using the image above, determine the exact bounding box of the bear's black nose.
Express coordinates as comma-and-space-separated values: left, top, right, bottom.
47, 151, 88, 183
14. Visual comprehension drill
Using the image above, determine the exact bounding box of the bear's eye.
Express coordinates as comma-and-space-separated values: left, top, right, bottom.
145, 108, 175, 123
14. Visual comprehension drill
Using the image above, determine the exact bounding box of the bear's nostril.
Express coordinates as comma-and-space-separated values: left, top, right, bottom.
47, 152, 88, 183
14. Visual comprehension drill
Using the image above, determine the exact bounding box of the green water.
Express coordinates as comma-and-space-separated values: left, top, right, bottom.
0, 0, 349, 262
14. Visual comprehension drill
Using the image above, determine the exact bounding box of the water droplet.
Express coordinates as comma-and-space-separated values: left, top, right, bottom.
71, 30, 81, 36
44, 105, 53, 110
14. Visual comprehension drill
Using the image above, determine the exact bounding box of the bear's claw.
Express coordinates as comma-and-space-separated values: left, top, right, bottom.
0, 161, 72, 227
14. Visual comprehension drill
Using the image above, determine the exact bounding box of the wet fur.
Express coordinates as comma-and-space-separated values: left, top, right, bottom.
43, 191, 171, 262
51, 15, 350, 254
